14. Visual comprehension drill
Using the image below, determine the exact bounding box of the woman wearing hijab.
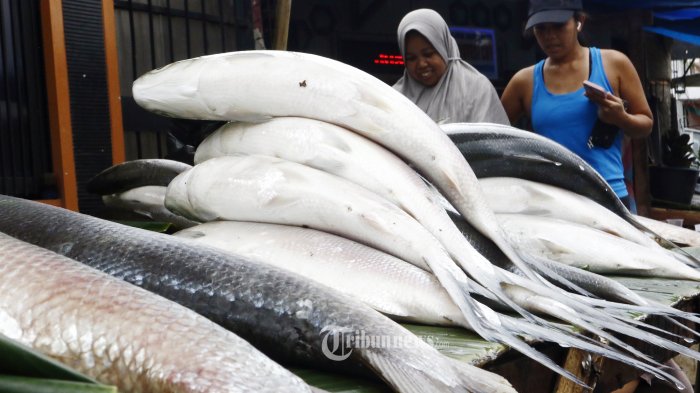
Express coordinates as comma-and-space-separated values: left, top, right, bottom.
393, 8, 509, 125
500, 0, 653, 209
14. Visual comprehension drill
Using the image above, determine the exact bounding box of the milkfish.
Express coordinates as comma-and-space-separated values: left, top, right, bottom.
0, 195, 516, 393
193, 118, 531, 319
86, 159, 192, 195
131, 49, 542, 284
0, 231, 315, 393
498, 213, 700, 281
102, 185, 199, 229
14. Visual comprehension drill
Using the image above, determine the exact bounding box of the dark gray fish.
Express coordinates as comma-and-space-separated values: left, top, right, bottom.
86, 159, 192, 195
441, 123, 627, 217
0, 195, 513, 393
442, 123, 697, 260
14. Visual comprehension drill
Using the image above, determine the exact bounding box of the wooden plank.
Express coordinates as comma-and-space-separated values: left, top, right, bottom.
554, 348, 605, 393
40, 0, 78, 211
272, 0, 291, 50
102, 0, 125, 165
650, 207, 700, 228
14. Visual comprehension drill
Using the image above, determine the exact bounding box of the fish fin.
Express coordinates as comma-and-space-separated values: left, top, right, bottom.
500, 315, 686, 388
538, 238, 576, 257
505, 153, 562, 166
447, 358, 517, 393
527, 287, 700, 365
220, 112, 274, 123
359, 347, 471, 393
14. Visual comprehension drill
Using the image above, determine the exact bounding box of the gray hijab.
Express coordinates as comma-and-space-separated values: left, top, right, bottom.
393, 9, 509, 125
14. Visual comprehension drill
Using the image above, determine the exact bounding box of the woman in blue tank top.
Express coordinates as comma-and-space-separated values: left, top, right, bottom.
500, 0, 653, 208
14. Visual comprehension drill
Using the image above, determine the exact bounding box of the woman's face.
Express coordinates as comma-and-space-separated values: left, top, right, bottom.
533, 18, 579, 59
403, 31, 447, 87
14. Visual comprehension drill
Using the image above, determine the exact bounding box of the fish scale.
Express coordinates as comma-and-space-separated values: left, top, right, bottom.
0, 195, 515, 393
0, 231, 314, 393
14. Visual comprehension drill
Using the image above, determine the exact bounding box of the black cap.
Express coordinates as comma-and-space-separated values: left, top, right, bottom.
525, 0, 583, 30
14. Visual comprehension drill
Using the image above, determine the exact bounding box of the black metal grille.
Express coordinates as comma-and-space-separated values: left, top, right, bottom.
114, 0, 254, 160
0, 0, 52, 199
63, 0, 114, 214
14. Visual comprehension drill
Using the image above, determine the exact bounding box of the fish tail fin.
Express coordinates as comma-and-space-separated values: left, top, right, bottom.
447, 358, 517, 393
361, 344, 508, 393
361, 349, 452, 393
500, 315, 686, 388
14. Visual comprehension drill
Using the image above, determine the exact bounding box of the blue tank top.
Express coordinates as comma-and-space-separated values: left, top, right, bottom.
532, 47, 627, 198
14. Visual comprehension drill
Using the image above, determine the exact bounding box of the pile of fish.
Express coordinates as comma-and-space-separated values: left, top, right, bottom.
0, 195, 514, 393
5, 50, 700, 392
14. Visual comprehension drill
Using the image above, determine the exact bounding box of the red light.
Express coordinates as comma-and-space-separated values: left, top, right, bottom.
374, 53, 403, 66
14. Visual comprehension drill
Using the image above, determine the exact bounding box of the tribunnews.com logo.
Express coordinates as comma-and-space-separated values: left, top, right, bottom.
320, 326, 450, 361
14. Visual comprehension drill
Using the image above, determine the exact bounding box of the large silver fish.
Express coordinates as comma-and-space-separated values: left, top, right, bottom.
498, 213, 700, 281
0, 195, 514, 393
174, 220, 464, 326
633, 215, 700, 247
479, 177, 659, 249
132, 50, 540, 284
0, 231, 314, 393
165, 154, 507, 341
86, 159, 192, 195
194, 118, 525, 317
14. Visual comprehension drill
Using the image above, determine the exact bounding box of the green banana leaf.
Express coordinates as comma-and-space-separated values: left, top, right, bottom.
0, 376, 116, 393
0, 333, 97, 383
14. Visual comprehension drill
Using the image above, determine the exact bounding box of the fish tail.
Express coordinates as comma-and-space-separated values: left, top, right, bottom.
360, 347, 473, 393
447, 358, 517, 393
500, 315, 686, 388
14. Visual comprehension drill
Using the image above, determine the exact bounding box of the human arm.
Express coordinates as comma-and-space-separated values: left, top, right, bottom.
500, 67, 534, 125
587, 50, 653, 139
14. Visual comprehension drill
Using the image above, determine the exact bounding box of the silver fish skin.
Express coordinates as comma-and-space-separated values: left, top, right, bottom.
165, 155, 510, 337
172, 220, 688, 380
0, 232, 313, 393
0, 195, 514, 393
194, 118, 505, 291
174, 221, 464, 327
102, 185, 199, 229
132, 50, 540, 284
633, 215, 700, 247
498, 213, 700, 281
479, 177, 659, 249
87, 159, 192, 195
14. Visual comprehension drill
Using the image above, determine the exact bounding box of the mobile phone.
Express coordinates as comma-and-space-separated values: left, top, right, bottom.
583, 80, 608, 99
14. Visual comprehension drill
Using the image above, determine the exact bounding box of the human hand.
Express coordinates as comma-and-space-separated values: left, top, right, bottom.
595, 94, 629, 127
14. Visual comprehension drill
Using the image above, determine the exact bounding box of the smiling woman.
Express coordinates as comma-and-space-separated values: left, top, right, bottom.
392, 8, 508, 125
